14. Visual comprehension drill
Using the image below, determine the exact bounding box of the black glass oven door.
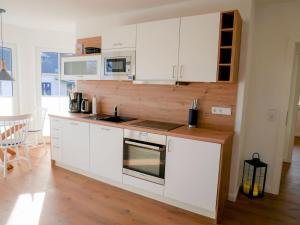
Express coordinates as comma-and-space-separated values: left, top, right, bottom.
123, 139, 166, 181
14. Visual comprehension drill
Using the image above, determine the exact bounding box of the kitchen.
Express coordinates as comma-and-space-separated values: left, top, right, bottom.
49, 10, 240, 224
1, 1, 299, 225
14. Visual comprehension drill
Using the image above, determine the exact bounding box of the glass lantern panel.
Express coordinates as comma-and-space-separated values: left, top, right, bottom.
243, 163, 254, 194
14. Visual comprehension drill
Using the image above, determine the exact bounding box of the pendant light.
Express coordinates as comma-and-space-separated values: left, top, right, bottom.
0, 8, 14, 81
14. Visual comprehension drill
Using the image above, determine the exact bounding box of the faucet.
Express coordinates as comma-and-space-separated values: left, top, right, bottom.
114, 105, 118, 117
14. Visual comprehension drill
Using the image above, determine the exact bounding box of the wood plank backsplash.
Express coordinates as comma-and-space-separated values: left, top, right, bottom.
77, 81, 237, 131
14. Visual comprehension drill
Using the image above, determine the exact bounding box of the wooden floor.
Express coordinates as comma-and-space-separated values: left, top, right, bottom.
0, 141, 300, 225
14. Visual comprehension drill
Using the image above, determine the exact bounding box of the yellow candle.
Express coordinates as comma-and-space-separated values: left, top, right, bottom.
253, 183, 259, 196
243, 181, 251, 194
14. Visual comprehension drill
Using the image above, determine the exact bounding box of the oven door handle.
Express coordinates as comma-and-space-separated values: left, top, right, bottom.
125, 140, 164, 151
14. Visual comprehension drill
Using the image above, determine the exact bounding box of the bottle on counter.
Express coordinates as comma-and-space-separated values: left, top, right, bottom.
92, 96, 97, 115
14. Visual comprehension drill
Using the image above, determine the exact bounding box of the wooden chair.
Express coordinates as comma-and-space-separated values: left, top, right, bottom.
0, 114, 32, 178
26, 107, 47, 147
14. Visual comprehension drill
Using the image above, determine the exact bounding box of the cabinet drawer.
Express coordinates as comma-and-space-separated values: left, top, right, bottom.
123, 174, 164, 196
50, 118, 63, 128
51, 128, 61, 137
51, 136, 61, 147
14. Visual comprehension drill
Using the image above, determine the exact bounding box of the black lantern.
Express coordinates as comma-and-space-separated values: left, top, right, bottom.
241, 153, 267, 198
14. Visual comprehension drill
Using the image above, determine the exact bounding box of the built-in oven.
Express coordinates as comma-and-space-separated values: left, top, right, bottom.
101, 50, 135, 80
123, 129, 166, 185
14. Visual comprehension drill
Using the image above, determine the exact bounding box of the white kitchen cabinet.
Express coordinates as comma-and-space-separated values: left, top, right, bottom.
89, 124, 123, 183
102, 24, 137, 50
165, 136, 221, 213
61, 120, 90, 171
61, 55, 101, 80
178, 13, 220, 82
50, 118, 64, 162
135, 18, 180, 82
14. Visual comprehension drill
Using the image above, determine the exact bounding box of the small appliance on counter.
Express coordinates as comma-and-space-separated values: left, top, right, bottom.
81, 98, 91, 113
92, 96, 97, 115
188, 99, 199, 128
69, 91, 83, 113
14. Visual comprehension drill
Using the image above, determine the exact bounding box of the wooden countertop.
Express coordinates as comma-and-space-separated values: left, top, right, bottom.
49, 113, 233, 144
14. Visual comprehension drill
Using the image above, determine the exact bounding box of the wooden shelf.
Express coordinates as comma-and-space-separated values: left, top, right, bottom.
220, 46, 232, 49
221, 28, 234, 31
217, 10, 242, 83
76, 36, 102, 56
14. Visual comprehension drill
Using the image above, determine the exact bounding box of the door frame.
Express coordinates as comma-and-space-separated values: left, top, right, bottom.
272, 39, 300, 194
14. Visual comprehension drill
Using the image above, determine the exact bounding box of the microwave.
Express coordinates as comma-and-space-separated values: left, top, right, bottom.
101, 50, 135, 80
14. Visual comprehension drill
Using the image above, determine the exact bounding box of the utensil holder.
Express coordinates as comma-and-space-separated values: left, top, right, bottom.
188, 109, 198, 128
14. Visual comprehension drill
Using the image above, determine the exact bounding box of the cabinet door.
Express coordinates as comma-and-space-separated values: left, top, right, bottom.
61, 55, 101, 80
178, 13, 220, 82
62, 120, 90, 171
165, 136, 221, 213
136, 18, 180, 81
90, 124, 123, 183
102, 24, 137, 50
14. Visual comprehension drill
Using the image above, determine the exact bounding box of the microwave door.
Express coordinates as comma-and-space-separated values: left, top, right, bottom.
105, 57, 127, 75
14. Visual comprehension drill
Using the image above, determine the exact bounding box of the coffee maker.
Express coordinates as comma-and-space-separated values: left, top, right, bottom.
69, 91, 83, 113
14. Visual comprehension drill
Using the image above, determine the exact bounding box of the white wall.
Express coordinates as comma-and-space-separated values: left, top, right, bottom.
76, 0, 255, 201
243, 0, 300, 194
3, 23, 75, 114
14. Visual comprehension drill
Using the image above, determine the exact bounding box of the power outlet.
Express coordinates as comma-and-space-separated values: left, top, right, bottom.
211, 106, 232, 116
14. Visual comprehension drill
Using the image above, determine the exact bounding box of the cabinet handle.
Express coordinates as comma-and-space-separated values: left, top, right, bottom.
101, 127, 110, 131
168, 139, 172, 152
70, 122, 79, 126
179, 65, 183, 78
172, 65, 176, 79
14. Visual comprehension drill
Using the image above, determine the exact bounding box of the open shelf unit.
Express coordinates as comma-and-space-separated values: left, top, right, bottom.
217, 10, 242, 82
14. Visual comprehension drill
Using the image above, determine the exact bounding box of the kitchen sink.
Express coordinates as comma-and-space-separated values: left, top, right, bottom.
85, 115, 136, 123
99, 116, 136, 123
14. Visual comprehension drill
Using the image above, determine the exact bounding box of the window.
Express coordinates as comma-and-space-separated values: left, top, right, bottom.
41, 52, 74, 96
0, 47, 13, 97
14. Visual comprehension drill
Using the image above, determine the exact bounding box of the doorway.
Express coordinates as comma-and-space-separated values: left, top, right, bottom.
280, 43, 300, 190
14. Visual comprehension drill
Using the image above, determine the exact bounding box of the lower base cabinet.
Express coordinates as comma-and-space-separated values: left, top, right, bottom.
50, 117, 226, 221
61, 120, 90, 171
164, 136, 221, 213
89, 124, 123, 183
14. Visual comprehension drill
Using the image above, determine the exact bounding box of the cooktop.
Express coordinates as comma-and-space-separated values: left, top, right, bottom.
131, 120, 183, 131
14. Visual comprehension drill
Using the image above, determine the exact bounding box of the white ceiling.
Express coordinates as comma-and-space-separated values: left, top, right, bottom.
0, 0, 187, 31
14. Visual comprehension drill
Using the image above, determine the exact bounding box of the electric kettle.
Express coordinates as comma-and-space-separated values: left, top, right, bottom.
81, 98, 90, 113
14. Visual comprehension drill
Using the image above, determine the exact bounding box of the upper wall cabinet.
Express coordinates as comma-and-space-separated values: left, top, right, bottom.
135, 18, 180, 82
178, 13, 220, 82
61, 55, 101, 80
102, 24, 137, 50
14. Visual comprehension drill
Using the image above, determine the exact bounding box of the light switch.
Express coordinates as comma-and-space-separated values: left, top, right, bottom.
211, 107, 232, 116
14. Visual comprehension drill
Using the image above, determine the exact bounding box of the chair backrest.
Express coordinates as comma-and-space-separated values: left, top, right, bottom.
0, 114, 32, 147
